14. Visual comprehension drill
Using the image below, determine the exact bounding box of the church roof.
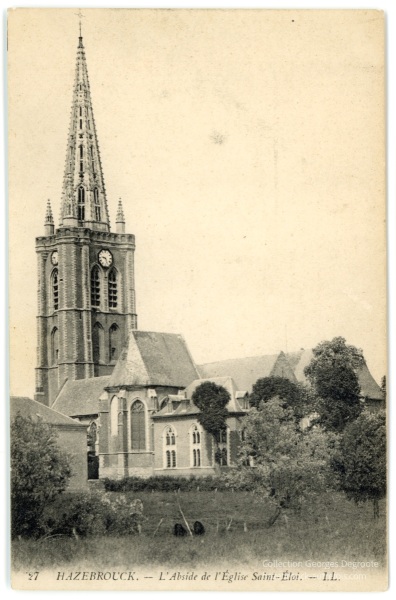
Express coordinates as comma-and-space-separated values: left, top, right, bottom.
154, 376, 248, 419
10, 396, 86, 428
198, 352, 297, 393
285, 349, 383, 401
52, 376, 110, 418
357, 362, 384, 401
107, 331, 200, 389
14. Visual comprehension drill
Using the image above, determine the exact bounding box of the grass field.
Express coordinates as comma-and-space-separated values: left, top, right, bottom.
12, 490, 386, 572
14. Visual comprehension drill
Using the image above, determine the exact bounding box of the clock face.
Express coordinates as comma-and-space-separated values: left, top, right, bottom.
51, 251, 58, 266
98, 249, 113, 267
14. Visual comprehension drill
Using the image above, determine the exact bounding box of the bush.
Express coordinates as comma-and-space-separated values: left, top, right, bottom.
11, 414, 71, 539
103, 475, 231, 493
39, 491, 145, 538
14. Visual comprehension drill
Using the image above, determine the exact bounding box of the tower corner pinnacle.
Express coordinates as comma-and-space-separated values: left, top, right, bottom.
44, 199, 55, 236
116, 198, 126, 233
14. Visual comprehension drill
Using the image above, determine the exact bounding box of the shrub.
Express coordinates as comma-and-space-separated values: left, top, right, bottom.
11, 414, 71, 539
103, 475, 230, 493
39, 491, 145, 538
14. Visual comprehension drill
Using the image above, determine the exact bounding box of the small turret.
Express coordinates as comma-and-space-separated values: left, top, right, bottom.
44, 199, 54, 236
116, 198, 126, 233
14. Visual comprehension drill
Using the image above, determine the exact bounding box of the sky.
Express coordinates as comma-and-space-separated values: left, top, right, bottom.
8, 8, 386, 397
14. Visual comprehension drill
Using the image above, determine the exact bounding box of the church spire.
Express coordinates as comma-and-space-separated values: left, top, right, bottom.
60, 31, 110, 231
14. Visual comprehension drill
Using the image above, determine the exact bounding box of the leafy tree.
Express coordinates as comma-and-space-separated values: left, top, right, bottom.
304, 337, 364, 432
332, 410, 386, 518
380, 375, 386, 404
11, 414, 71, 538
228, 398, 336, 525
249, 376, 307, 420
191, 382, 230, 443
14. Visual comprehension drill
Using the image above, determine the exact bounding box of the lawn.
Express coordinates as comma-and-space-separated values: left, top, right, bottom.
12, 489, 386, 572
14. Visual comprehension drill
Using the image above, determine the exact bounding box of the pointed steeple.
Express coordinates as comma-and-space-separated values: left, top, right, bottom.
116, 198, 126, 233
44, 199, 54, 235
60, 31, 110, 231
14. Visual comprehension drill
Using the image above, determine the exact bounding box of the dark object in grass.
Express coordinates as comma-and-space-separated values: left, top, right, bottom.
193, 521, 205, 535
174, 523, 187, 536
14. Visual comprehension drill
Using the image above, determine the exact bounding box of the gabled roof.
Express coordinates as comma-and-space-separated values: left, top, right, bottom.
10, 396, 86, 428
285, 349, 383, 401
107, 331, 200, 389
52, 376, 110, 418
198, 352, 297, 393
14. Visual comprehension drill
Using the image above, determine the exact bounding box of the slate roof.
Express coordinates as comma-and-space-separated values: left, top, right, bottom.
10, 396, 86, 428
52, 376, 110, 418
107, 331, 200, 389
154, 376, 248, 419
198, 352, 296, 393
356, 362, 384, 401
285, 349, 383, 401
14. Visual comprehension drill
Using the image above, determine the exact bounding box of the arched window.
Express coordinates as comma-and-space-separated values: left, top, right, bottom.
87, 421, 97, 452
52, 269, 59, 311
78, 186, 85, 221
130, 400, 146, 450
91, 266, 100, 307
164, 427, 177, 468
108, 269, 118, 308
92, 322, 104, 365
51, 327, 59, 365
110, 396, 118, 436
94, 188, 101, 221
109, 323, 120, 361
190, 424, 202, 467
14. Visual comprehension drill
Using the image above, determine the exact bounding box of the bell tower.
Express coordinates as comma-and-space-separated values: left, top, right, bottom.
35, 31, 138, 407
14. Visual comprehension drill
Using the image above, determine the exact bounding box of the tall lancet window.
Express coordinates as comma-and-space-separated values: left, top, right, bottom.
130, 400, 146, 450
51, 327, 59, 365
94, 188, 101, 221
52, 269, 59, 311
108, 269, 118, 308
92, 322, 104, 367
109, 323, 120, 361
78, 186, 85, 221
91, 266, 100, 307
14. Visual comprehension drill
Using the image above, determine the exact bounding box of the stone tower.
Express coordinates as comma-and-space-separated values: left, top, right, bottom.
35, 32, 137, 407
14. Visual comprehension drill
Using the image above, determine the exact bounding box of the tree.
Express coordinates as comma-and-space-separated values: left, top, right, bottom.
228, 398, 336, 525
249, 376, 307, 420
332, 410, 386, 518
191, 381, 230, 444
304, 337, 364, 432
11, 414, 72, 538
380, 375, 386, 404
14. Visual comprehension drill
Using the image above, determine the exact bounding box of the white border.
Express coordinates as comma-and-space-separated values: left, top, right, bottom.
2, 2, 394, 599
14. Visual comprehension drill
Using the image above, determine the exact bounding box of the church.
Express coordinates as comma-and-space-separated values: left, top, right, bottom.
28, 30, 383, 484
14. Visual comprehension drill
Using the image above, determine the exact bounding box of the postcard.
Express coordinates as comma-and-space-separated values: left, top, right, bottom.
8, 8, 387, 591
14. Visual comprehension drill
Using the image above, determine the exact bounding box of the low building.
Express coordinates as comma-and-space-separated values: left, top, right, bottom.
10, 396, 88, 490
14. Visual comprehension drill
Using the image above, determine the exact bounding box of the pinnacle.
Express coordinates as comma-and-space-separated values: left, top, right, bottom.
45, 199, 54, 224
116, 199, 125, 223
